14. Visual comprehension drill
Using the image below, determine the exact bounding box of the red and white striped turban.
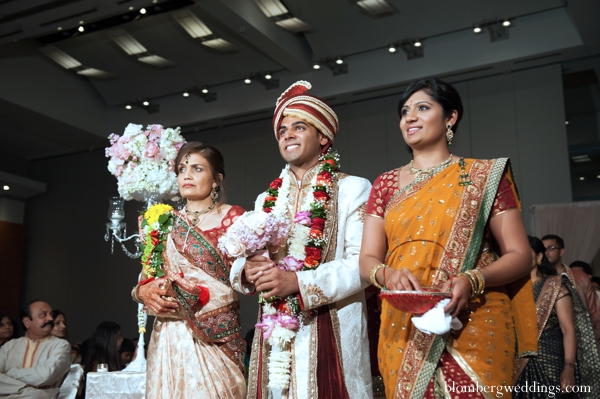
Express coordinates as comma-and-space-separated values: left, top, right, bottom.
272, 81, 339, 142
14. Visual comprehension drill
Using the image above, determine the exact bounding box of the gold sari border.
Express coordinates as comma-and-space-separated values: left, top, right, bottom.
446, 344, 494, 399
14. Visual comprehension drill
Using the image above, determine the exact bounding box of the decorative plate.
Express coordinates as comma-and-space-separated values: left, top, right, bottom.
380, 288, 451, 315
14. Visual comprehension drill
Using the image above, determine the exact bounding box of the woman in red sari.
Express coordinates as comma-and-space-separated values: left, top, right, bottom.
134, 142, 246, 399
359, 78, 537, 398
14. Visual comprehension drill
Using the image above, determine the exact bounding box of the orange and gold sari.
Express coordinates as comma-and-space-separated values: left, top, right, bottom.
368, 158, 537, 399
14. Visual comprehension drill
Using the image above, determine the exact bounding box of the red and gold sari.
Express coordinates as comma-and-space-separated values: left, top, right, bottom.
146, 206, 247, 399
366, 158, 537, 399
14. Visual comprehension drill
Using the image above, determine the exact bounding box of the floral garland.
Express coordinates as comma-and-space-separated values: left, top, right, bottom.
140, 203, 174, 278
256, 150, 340, 391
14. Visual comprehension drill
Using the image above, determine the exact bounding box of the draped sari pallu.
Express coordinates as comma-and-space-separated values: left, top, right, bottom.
163, 211, 246, 373
378, 159, 537, 399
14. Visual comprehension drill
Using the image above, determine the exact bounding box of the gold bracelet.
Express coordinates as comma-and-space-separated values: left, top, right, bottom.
467, 269, 485, 296
369, 263, 386, 289
131, 285, 143, 304
459, 272, 477, 299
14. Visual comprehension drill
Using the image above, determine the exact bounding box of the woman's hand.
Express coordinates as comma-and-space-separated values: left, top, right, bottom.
443, 275, 472, 317
385, 268, 422, 291
560, 365, 575, 393
137, 279, 179, 314
243, 253, 275, 285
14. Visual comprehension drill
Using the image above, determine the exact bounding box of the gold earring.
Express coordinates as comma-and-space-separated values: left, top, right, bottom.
446, 124, 454, 147
210, 186, 218, 201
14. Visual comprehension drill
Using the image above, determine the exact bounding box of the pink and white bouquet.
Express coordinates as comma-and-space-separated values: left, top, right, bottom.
218, 211, 290, 258
106, 123, 185, 201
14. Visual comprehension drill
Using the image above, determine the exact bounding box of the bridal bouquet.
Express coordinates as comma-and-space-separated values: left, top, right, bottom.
106, 123, 185, 201
217, 211, 290, 258
140, 203, 174, 279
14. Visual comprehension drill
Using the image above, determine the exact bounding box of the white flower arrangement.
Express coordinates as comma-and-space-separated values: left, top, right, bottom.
105, 123, 185, 201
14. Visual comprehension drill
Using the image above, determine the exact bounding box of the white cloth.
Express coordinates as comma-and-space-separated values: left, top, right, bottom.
57, 365, 83, 399
411, 299, 463, 335
0, 336, 71, 399
85, 371, 145, 399
231, 173, 373, 399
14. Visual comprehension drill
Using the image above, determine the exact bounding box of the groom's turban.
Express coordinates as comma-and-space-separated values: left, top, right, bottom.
272, 81, 339, 142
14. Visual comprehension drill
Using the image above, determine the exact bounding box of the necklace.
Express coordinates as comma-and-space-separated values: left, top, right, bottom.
184, 201, 216, 225
409, 153, 453, 177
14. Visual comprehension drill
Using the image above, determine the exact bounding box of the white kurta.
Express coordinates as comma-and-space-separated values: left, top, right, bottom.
231, 169, 373, 399
0, 335, 71, 398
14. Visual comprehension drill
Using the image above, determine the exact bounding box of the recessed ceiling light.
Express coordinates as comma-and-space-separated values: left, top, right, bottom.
313, 63, 320, 70
3, 185, 9, 191
473, 26, 482, 33
78, 26, 85, 32
265, 73, 272, 80
565, 121, 569, 125
502, 20, 511, 27
142, 101, 149, 106
183, 91, 190, 97
579, 176, 585, 181
335, 57, 343, 65
129, 6, 134, 11
140, 8, 147, 14
244, 78, 251, 84
414, 40, 422, 47
388, 45, 396, 53
125, 104, 132, 110
57, 27, 63, 31
79, 21, 84, 24
201, 86, 209, 94
597, 175, 600, 179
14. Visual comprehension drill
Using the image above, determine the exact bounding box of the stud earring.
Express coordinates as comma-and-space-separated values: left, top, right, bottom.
446, 124, 454, 147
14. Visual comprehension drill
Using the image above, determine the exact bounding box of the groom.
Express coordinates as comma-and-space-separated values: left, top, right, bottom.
230, 81, 373, 399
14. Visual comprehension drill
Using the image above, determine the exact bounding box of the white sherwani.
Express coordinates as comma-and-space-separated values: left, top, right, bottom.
0, 335, 71, 398
231, 166, 373, 399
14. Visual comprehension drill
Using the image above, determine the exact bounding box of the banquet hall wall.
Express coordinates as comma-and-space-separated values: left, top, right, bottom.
18, 63, 570, 343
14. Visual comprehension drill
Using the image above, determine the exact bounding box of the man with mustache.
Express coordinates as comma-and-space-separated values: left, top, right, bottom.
0, 300, 71, 398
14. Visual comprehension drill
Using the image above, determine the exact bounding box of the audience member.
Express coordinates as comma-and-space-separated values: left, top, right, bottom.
50, 310, 67, 340
0, 315, 16, 348
569, 260, 600, 352
118, 338, 136, 366
83, 321, 124, 373
0, 300, 70, 398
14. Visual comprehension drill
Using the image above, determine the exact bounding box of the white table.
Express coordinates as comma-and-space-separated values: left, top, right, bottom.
85, 371, 146, 399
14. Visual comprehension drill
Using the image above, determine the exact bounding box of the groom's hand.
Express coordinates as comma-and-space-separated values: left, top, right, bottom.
255, 268, 299, 299
243, 254, 274, 285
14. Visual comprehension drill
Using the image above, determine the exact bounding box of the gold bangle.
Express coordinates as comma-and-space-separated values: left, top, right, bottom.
131, 285, 143, 304
468, 269, 485, 295
369, 263, 386, 289
459, 272, 476, 299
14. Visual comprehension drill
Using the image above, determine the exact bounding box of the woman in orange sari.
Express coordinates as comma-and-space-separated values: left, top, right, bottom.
359, 78, 537, 399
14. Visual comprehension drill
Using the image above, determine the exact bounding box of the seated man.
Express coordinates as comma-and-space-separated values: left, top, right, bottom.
0, 300, 70, 398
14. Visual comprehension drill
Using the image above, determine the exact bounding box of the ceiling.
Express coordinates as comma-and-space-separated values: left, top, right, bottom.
1, 0, 599, 186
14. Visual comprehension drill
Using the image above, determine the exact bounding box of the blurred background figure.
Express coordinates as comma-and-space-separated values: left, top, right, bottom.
83, 321, 124, 373
51, 309, 67, 339
119, 338, 136, 366
0, 314, 17, 348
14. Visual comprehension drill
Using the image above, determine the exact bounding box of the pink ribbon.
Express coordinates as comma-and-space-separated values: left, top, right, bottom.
256, 313, 300, 339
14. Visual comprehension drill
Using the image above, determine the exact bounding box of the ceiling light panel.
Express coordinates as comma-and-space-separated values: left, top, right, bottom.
253, 0, 289, 18
39, 46, 82, 69
275, 17, 311, 32
76, 68, 113, 78
137, 55, 173, 67
356, 0, 396, 16
172, 9, 213, 39
109, 29, 147, 55
201, 38, 236, 51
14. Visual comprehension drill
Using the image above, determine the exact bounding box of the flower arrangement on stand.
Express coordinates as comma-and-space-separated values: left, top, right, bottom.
105, 123, 185, 201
